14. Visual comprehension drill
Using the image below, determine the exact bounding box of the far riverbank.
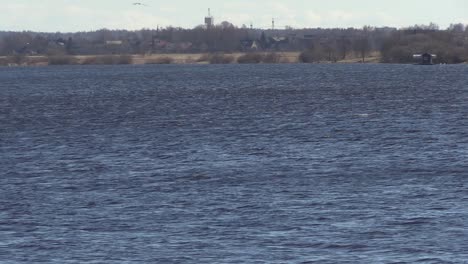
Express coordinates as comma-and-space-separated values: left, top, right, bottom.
0, 52, 383, 67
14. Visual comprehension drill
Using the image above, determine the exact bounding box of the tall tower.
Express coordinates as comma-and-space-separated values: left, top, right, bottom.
272, 18, 275, 30
205, 8, 214, 28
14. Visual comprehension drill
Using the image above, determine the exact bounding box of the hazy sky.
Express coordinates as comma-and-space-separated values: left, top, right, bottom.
1, 0, 467, 32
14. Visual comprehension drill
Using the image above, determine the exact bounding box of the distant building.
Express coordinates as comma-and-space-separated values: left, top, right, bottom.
268, 36, 289, 50
422, 53, 434, 65
241, 40, 260, 51
251, 40, 259, 50
413, 53, 436, 65
205, 8, 214, 28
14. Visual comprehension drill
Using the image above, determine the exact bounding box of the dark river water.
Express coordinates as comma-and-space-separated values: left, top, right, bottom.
1, 64, 468, 263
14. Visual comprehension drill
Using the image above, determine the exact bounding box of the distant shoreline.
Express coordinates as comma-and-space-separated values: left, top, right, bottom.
0, 52, 386, 67
2, 53, 467, 67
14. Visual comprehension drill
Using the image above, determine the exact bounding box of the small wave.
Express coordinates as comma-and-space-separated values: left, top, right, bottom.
396, 217, 434, 226
356, 113, 370, 117
323, 243, 368, 250
415, 257, 445, 263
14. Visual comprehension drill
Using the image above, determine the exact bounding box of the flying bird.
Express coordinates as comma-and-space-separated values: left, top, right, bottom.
133, 2, 148, 6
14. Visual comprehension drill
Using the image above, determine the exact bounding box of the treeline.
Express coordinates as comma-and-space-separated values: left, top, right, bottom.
0, 22, 467, 63
381, 24, 468, 63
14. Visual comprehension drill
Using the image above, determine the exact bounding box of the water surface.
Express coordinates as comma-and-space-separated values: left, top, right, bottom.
1, 64, 468, 263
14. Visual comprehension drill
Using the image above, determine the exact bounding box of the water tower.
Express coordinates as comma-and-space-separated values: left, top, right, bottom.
205, 8, 214, 28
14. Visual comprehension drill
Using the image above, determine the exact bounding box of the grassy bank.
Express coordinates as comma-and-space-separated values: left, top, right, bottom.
0, 55, 133, 66
1, 52, 390, 67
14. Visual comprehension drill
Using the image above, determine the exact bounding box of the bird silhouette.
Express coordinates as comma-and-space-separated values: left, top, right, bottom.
133, 2, 148, 6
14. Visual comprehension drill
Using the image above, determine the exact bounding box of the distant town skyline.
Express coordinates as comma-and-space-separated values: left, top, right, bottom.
1, 0, 467, 32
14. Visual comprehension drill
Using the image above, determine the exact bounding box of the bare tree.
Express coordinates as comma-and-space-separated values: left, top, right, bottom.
337, 36, 351, 60
449, 23, 465, 33
354, 26, 372, 62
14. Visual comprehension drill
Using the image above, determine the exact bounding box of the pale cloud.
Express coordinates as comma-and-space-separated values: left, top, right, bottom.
453, 19, 468, 25
328, 10, 355, 21
222, 13, 252, 26
209, 1, 300, 28
270, 2, 299, 27
0, 2, 171, 31
118, 10, 170, 30
304, 10, 364, 28
64, 5, 91, 16
304, 12, 323, 27
0, 3, 50, 31
223, 1, 263, 11
271, 2, 294, 14
373, 12, 402, 27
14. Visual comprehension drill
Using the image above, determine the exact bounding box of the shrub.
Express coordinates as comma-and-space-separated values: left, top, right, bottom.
81, 56, 97, 65
196, 54, 211, 62
208, 53, 234, 64
81, 56, 108, 65
0, 55, 50, 66
81, 55, 132, 65
0, 57, 8, 66
28, 56, 49, 65
437, 47, 467, 64
185, 56, 196, 64
299, 49, 327, 63
196, 53, 235, 64
279, 56, 292, 63
12, 54, 26, 65
98, 55, 119, 64
262, 53, 281, 63
145, 56, 174, 64
48, 55, 78, 65
299, 50, 314, 63
381, 46, 413, 63
115, 55, 133, 64
237, 53, 264, 64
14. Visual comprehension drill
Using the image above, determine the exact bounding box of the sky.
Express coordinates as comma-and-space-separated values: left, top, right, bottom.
1, 0, 467, 32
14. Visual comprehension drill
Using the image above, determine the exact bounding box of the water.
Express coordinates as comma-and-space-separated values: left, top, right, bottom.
1, 64, 468, 263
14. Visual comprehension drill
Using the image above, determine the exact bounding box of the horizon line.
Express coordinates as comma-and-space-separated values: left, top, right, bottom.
1, 22, 464, 34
